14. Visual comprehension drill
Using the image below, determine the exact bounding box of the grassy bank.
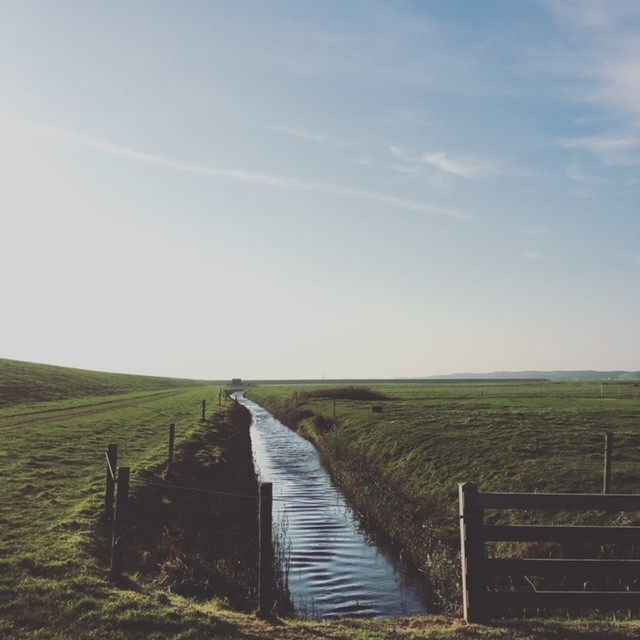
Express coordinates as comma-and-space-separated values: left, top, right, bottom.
4, 360, 640, 638
0, 359, 259, 638
246, 381, 640, 611
0, 357, 213, 408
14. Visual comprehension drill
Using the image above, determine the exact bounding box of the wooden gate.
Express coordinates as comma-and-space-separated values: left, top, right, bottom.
459, 483, 640, 622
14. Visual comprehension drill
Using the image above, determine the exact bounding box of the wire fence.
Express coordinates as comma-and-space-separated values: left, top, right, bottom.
102, 405, 280, 618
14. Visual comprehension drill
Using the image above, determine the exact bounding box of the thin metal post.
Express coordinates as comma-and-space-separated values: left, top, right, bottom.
603, 431, 613, 494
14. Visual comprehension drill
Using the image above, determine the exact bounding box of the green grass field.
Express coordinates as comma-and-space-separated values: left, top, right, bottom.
0, 359, 252, 638
249, 379, 640, 494
3, 359, 640, 639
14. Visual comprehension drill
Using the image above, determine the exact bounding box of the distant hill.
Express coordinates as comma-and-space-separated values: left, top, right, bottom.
426, 370, 640, 382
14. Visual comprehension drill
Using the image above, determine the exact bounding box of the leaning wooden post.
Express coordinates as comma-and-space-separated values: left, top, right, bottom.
167, 423, 176, 474
258, 482, 273, 619
459, 482, 485, 623
104, 443, 118, 519
201, 399, 206, 421
603, 431, 613, 494
111, 467, 130, 579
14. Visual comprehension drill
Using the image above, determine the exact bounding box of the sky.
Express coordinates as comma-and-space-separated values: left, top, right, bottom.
1, 0, 639, 380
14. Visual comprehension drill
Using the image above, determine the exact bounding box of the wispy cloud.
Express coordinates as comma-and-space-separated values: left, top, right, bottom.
544, 0, 636, 30
389, 146, 407, 159
523, 250, 545, 260
560, 134, 640, 165
271, 125, 353, 148
564, 161, 597, 184
570, 190, 596, 199
626, 252, 640, 265
389, 146, 499, 180
544, 1, 640, 121
390, 163, 423, 177
22, 120, 472, 222
25, 121, 296, 188
327, 184, 471, 219
420, 151, 495, 179
355, 156, 375, 168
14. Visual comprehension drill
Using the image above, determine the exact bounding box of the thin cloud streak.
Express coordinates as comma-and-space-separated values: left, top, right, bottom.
421, 151, 493, 179
390, 145, 498, 180
560, 134, 640, 166
25, 120, 471, 222
272, 124, 353, 148
564, 161, 596, 184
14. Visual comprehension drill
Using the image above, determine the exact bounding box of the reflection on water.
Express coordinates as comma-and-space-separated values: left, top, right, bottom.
238, 394, 428, 619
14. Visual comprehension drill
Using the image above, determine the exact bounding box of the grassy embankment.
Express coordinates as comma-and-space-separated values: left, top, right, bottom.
0, 358, 264, 638
3, 358, 640, 639
246, 381, 640, 613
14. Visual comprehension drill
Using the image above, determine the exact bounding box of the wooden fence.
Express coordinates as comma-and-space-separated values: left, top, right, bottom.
102, 401, 276, 619
459, 483, 640, 622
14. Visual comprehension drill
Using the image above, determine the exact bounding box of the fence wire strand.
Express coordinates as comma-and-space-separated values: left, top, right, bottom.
144, 482, 259, 501
129, 478, 345, 508
133, 525, 257, 537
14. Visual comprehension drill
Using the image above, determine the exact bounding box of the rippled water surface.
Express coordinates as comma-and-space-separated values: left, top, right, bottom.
239, 395, 428, 619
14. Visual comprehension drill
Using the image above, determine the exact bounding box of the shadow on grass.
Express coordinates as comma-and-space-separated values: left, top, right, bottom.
91, 402, 262, 611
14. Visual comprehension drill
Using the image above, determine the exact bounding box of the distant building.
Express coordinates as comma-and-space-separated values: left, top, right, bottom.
231, 378, 242, 386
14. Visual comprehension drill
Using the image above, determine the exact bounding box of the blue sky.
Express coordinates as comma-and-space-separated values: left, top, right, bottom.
1, 1, 639, 380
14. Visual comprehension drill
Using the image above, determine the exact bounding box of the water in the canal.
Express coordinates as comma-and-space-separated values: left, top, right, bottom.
238, 394, 429, 619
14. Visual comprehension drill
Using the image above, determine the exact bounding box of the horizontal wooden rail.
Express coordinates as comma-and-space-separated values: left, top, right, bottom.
477, 492, 640, 512
481, 524, 640, 544
485, 590, 640, 611
483, 558, 640, 578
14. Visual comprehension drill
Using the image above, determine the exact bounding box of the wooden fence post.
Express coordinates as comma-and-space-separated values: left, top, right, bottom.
104, 444, 118, 519
258, 482, 273, 619
168, 423, 176, 474
459, 482, 485, 623
202, 400, 206, 421
603, 431, 613, 494
111, 467, 130, 579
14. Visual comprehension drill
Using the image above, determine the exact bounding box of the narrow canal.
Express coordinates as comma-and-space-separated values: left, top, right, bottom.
237, 394, 429, 619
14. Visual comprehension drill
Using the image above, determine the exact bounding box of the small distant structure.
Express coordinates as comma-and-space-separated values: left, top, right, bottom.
231, 378, 242, 387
